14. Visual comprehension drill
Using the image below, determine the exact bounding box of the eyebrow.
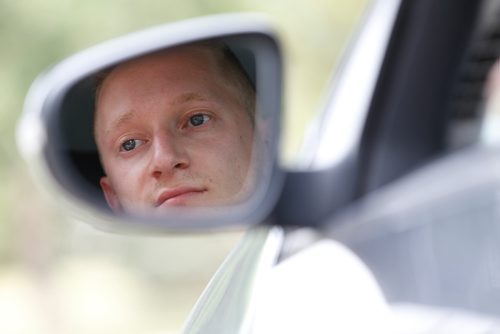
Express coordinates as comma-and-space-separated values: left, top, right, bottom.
106, 111, 136, 136
171, 92, 210, 106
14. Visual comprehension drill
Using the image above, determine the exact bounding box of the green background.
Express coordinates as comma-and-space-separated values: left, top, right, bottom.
0, 1, 367, 333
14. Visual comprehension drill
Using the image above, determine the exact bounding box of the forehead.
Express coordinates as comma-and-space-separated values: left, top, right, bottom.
96, 45, 234, 113
93, 45, 245, 137
101, 45, 223, 91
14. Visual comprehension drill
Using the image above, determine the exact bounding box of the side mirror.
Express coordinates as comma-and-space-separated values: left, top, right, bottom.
17, 14, 284, 231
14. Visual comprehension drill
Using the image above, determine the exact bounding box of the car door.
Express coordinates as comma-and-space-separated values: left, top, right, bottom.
263, 0, 500, 331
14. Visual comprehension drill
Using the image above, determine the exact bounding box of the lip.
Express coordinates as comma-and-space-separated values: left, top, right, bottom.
155, 187, 206, 207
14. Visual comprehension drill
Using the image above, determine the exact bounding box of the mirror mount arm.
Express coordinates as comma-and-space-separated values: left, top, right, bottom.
269, 160, 360, 228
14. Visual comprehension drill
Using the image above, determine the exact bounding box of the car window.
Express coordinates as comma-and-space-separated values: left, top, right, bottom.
2, 1, 370, 333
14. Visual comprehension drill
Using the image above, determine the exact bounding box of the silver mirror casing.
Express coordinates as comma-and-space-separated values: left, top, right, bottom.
17, 14, 283, 232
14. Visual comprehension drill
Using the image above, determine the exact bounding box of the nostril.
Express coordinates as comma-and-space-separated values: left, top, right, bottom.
174, 161, 187, 169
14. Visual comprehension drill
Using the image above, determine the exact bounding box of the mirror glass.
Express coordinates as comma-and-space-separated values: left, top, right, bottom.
42, 35, 281, 226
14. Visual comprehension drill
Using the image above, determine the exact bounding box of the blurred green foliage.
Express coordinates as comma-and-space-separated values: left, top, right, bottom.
0, 0, 368, 332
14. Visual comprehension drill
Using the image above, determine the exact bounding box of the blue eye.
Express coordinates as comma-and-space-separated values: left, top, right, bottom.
120, 139, 145, 152
189, 114, 210, 127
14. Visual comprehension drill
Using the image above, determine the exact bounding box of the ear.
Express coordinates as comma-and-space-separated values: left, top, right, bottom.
100, 176, 122, 212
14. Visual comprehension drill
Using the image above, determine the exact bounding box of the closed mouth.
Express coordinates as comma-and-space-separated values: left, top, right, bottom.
155, 187, 207, 207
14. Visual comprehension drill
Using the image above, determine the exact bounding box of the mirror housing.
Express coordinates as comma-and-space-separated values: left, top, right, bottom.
17, 14, 283, 232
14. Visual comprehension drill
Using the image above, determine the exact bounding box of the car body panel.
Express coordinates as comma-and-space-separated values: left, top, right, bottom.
183, 226, 283, 333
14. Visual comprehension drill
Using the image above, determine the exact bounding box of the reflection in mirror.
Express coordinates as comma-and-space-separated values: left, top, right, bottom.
57, 37, 277, 220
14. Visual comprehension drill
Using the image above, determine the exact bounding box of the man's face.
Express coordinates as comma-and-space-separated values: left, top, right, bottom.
94, 46, 255, 214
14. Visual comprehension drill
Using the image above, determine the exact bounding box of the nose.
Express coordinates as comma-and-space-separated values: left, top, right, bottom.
149, 132, 189, 179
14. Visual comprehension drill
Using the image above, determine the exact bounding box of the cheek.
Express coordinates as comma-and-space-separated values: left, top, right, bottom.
106, 160, 147, 199
203, 131, 253, 190
234, 125, 254, 167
